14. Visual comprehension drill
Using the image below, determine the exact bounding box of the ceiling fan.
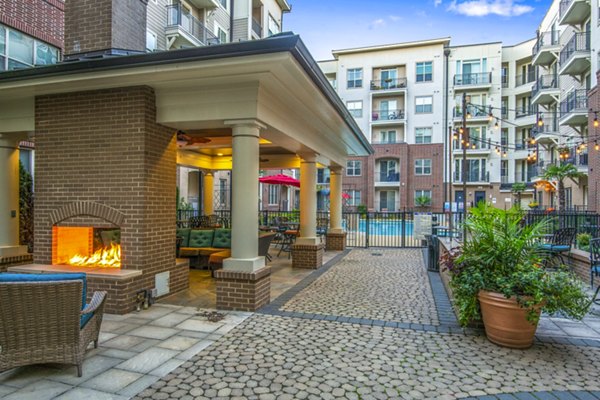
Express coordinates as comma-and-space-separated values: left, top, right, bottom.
176, 130, 211, 147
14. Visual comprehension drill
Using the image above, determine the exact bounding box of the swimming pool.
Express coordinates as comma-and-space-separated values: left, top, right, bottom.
344, 219, 414, 236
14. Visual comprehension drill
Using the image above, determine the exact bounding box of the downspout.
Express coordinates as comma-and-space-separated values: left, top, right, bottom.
443, 47, 451, 208
229, 0, 235, 42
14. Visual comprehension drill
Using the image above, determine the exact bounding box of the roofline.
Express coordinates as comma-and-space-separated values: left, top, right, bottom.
331, 37, 451, 57
0, 33, 373, 156
277, 0, 291, 11
502, 37, 536, 49
447, 41, 503, 49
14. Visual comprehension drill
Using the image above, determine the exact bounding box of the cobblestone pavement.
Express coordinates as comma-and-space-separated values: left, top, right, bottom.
135, 314, 600, 400
281, 249, 440, 325
134, 249, 600, 400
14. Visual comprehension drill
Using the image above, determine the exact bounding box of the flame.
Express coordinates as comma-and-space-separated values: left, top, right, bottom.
69, 243, 121, 268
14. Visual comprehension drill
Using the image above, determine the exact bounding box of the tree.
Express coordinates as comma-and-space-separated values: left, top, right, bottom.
542, 163, 584, 211
511, 182, 526, 209
19, 162, 34, 253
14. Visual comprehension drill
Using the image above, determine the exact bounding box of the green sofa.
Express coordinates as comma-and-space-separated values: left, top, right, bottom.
177, 228, 231, 268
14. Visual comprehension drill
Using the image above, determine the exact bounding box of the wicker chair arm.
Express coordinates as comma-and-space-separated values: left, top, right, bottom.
81, 291, 107, 315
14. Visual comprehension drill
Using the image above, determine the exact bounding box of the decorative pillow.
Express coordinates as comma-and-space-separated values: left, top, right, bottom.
176, 228, 191, 247
189, 230, 214, 248
212, 228, 232, 249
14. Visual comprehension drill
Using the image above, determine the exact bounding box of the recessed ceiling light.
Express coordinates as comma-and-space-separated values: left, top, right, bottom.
217, 153, 224, 156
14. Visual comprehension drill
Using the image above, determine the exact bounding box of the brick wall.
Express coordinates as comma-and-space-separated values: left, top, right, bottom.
588, 80, 599, 213
0, 0, 64, 49
0, 254, 34, 273
64, 0, 147, 57
34, 86, 182, 313
215, 267, 271, 311
292, 243, 324, 269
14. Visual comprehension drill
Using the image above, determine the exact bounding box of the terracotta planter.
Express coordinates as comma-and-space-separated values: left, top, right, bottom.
477, 290, 541, 349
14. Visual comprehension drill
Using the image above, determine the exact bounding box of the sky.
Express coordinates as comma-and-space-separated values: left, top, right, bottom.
284, 0, 553, 61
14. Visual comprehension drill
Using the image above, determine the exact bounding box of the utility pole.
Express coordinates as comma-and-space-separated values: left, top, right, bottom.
461, 92, 468, 241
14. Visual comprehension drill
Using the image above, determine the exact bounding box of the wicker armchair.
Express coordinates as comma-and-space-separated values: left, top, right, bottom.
0, 277, 106, 377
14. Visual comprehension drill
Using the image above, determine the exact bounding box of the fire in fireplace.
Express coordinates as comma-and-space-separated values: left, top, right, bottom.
52, 226, 121, 268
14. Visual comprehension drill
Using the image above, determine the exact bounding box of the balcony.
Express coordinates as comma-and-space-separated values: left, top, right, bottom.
559, 89, 588, 127
501, 75, 508, 88
375, 171, 400, 186
516, 71, 536, 87
559, 32, 591, 77
532, 30, 560, 66
166, 4, 220, 48
371, 139, 405, 145
252, 18, 262, 38
453, 72, 492, 90
453, 170, 490, 184
531, 74, 559, 105
453, 105, 489, 122
533, 117, 560, 145
370, 78, 407, 95
453, 139, 491, 155
565, 152, 588, 168
515, 106, 537, 119
371, 109, 405, 124
559, 0, 591, 26
188, 0, 219, 8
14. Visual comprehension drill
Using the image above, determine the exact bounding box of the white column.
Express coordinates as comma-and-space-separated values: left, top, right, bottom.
0, 134, 28, 257
329, 166, 344, 234
297, 154, 318, 245
223, 120, 266, 272
203, 172, 214, 215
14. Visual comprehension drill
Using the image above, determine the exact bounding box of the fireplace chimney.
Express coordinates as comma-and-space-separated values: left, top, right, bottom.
64, 0, 148, 61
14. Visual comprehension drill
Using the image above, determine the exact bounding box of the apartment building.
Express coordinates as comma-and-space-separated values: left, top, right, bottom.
319, 38, 449, 212
146, 0, 290, 51
530, 0, 593, 210
589, 0, 600, 212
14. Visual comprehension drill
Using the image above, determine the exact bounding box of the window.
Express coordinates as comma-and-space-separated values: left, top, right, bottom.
215, 23, 228, 43
346, 101, 363, 118
35, 42, 58, 65
415, 96, 433, 113
268, 185, 279, 205
317, 168, 330, 184
347, 68, 363, 88
379, 130, 396, 144
346, 160, 362, 176
0, 24, 60, 70
379, 190, 396, 211
268, 14, 280, 36
416, 61, 433, 82
415, 190, 432, 205
415, 127, 432, 144
219, 179, 227, 209
218, 0, 228, 9
146, 30, 157, 51
415, 159, 432, 175
345, 190, 361, 206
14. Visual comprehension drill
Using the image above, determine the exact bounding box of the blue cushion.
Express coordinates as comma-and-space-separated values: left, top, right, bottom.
539, 244, 570, 252
0, 273, 87, 311
81, 309, 94, 328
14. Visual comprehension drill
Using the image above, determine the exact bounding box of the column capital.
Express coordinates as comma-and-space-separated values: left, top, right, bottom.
330, 166, 344, 175
298, 152, 318, 163
224, 119, 267, 131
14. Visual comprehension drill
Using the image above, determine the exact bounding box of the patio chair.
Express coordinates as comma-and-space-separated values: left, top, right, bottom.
259, 232, 277, 263
0, 273, 107, 377
278, 225, 299, 259
540, 227, 577, 270
316, 217, 329, 243
590, 238, 600, 305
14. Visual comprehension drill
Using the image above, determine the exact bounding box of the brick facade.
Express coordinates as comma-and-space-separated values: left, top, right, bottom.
0, 254, 34, 273
292, 243, 324, 269
214, 267, 271, 311
344, 143, 444, 212
34, 86, 185, 314
64, 0, 147, 58
588, 77, 600, 213
0, 0, 64, 49
325, 232, 346, 251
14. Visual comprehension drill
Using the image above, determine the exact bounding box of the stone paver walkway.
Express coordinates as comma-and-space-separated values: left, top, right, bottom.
134, 249, 600, 400
0, 304, 252, 399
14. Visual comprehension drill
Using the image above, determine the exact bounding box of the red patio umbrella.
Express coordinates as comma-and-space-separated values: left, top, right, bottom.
342, 192, 351, 199
259, 174, 300, 187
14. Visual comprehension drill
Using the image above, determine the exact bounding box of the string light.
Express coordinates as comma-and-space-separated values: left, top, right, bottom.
494, 119, 499, 130
595, 141, 599, 151
537, 116, 544, 127
594, 112, 599, 128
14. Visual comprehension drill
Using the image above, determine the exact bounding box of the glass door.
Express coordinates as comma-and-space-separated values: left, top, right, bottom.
380, 69, 397, 89
379, 100, 397, 120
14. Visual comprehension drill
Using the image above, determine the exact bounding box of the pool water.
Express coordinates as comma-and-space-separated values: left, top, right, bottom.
344, 219, 414, 236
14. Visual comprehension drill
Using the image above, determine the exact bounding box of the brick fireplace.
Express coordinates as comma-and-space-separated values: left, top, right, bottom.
30, 86, 189, 314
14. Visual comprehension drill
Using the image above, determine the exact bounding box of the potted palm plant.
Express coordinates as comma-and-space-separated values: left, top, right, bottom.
442, 203, 590, 348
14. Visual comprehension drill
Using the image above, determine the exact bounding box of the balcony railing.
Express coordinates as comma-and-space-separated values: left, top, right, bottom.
516, 71, 536, 86
371, 139, 405, 145
501, 75, 508, 88
535, 117, 559, 134
559, 32, 590, 66
560, 89, 588, 115
370, 78, 407, 91
454, 170, 490, 183
453, 105, 488, 119
453, 72, 492, 86
531, 74, 558, 97
371, 109, 405, 122
515, 106, 537, 118
501, 107, 508, 119
533, 30, 560, 55
167, 4, 220, 45
252, 18, 262, 37
565, 153, 588, 167
375, 172, 400, 183
454, 139, 490, 150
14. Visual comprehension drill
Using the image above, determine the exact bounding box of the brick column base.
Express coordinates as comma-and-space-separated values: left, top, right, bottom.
325, 232, 347, 251
215, 266, 271, 311
292, 243, 324, 269
0, 254, 33, 272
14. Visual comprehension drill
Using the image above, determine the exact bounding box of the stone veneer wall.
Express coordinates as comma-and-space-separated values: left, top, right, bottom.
34, 86, 186, 313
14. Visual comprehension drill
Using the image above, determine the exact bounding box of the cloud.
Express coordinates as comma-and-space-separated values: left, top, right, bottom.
369, 18, 386, 29
434, 0, 442, 6
389, 15, 402, 21
447, 0, 534, 17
